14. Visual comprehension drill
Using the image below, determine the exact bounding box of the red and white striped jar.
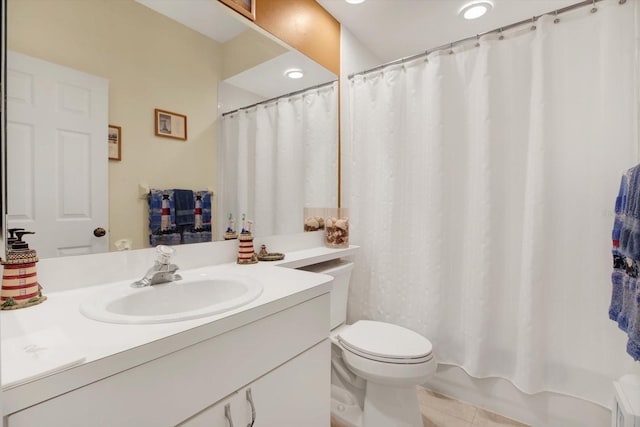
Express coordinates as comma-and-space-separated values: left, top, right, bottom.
237, 233, 258, 264
1, 262, 43, 308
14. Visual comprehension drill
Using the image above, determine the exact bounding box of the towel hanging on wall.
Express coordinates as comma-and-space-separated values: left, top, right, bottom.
610, 165, 640, 360
148, 189, 212, 246
173, 189, 195, 226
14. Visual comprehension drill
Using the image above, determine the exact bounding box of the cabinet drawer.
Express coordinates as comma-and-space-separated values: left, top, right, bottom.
7, 294, 330, 427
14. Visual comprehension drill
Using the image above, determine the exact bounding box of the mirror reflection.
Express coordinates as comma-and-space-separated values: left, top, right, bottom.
5, 0, 337, 259
218, 79, 338, 240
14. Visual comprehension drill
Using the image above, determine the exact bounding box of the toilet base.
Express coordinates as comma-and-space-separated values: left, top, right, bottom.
331, 382, 423, 427
363, 383, 423, 427
331, 384, 362, 427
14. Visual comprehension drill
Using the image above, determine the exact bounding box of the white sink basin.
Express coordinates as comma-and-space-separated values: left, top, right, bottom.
79, 274, 263, 324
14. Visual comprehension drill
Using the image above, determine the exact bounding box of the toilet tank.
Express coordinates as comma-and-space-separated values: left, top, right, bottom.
298, 260, 354, 330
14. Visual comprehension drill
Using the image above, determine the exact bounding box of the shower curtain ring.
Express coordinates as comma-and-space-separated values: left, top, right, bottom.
619, 0, 627, 4
449, 43, 454, 55
475, 34, 480, 47
553, 10, 560, 24
530, 16, 536, 31
498, 28, 504, 40
591, 0, 597, 13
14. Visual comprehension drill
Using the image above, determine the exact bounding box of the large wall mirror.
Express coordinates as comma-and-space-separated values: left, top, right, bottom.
4, 0, 337, 259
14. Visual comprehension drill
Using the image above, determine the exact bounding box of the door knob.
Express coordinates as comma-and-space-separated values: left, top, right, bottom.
93, 227, 106, 237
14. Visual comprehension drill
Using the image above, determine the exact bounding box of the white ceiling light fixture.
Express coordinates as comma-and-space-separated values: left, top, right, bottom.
285, 69, 304, 79
345, 0, 366, 4
458, 1, 493, 20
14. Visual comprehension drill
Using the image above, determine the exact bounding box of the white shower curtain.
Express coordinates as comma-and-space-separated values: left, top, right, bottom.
218, 81, 338, 238
347, 1, 639, 406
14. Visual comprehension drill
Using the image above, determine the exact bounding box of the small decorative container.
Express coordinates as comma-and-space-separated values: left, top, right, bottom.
224, 213, 238, 240
304, 207, 326, 232
237, 216, 258, 264
257, 244, 285, 262
237, 232, 258, 264
324, 208, 349, 249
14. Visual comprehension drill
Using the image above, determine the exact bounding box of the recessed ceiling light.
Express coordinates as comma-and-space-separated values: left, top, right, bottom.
345, 0, 366, 4
285, 69, 304, 79
459, 1, 493, 20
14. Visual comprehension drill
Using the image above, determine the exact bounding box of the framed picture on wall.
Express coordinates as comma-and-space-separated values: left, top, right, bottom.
108, 125, 121, 160
219, 0, 255, 21
155, 109, 187, 141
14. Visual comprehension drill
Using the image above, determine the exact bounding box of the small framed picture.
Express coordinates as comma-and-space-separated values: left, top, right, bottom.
108, 125, 121, 160
155, 109, 187, 141
219, 0, 255, 21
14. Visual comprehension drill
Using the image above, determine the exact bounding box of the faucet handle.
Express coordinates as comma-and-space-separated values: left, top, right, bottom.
155, 245, 174, 265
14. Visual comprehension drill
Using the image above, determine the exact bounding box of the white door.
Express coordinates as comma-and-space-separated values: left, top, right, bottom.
6, 51, 109, 258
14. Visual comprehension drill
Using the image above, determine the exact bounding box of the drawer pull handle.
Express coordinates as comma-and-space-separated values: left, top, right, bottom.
225, 403, 234, 427
246, 388, 256, 427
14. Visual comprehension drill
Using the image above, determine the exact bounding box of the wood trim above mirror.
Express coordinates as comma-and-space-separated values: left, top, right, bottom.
254, 0, 340, 76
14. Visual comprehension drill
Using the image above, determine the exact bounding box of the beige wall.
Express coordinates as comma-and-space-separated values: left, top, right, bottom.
8, 0, 222, 251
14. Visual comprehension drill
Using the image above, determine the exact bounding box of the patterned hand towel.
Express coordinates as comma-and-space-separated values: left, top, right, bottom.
148, 189, 180, 246
611, 174, 628, 322
183, 191, 213, 244
611, 165, 640, 361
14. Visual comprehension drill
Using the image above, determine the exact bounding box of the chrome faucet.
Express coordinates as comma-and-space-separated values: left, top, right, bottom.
132, 245, 182, 288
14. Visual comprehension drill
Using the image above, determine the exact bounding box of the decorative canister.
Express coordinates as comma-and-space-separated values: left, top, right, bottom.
237, 232, 258, 264
237, 217, 258, 264
1, 230, 46, 310
324, 208, 349, 249
303, 207, 326, 232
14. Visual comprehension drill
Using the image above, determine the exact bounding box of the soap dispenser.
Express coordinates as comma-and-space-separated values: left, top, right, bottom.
1, 229, 46, 309
6, 227, 21, 248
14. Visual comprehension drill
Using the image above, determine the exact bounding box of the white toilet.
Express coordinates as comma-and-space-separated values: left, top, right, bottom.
300, 260, 436, 427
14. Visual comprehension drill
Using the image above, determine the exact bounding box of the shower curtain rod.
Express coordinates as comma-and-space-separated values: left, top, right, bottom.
348, 0, 624, 79
221, 79, 337, 117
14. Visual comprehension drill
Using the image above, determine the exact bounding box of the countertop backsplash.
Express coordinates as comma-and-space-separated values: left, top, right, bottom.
35, 231, 326, 293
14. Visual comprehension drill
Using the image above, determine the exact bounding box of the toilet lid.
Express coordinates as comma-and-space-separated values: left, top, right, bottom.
337, 320, 433, 362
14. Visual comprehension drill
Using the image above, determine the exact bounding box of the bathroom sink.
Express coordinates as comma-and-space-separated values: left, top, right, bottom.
79, 275, 263, 324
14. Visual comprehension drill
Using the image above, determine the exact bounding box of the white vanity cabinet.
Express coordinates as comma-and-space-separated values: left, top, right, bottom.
5, 294, 331, 427
179, 339, 329, 426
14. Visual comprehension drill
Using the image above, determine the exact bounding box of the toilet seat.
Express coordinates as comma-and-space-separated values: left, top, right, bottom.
337, 320, 433, 364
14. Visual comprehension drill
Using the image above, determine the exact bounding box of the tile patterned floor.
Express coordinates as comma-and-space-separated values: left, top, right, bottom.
331, 386, 529, 427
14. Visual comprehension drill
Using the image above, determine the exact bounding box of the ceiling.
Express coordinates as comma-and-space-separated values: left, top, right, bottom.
316, 0, 580, 63
225, 50, 338, 99
136, 0, 248, 43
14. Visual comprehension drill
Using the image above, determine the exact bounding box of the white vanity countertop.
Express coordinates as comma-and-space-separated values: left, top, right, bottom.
0, 245, 356, 415
273, 244, 358, 269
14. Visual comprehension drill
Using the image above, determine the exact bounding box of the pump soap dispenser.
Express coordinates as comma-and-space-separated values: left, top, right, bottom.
1, 229, 46, 309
